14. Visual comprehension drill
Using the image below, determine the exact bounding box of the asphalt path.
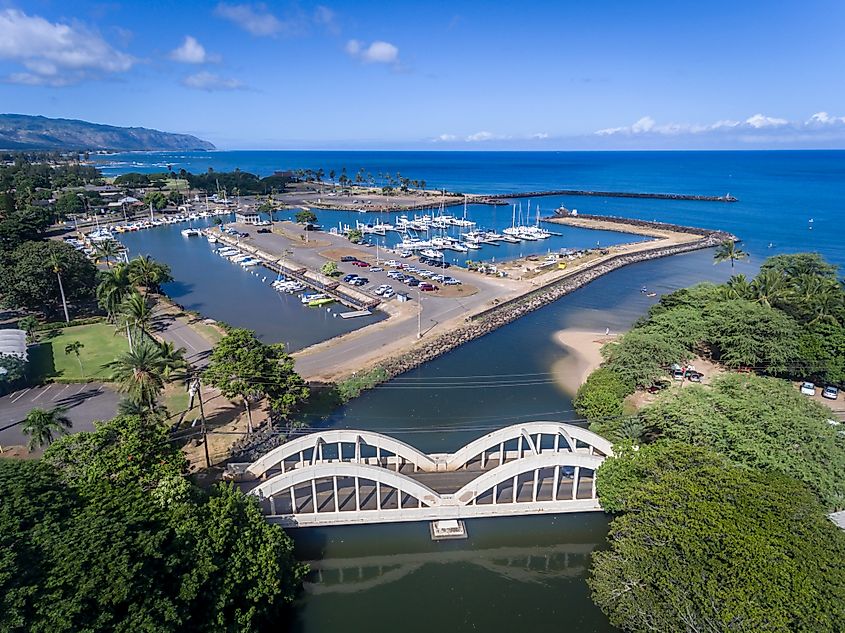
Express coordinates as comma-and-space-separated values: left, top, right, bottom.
0, 383, 121, 453
152, 312, 214, 369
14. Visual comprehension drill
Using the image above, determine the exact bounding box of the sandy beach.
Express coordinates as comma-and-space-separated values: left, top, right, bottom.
551, 328, 616, 396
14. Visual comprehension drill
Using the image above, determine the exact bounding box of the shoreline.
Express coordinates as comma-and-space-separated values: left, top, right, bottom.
551, 329, 615, 397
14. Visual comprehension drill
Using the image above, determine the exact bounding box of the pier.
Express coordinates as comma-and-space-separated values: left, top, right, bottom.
228, 421, 613, 528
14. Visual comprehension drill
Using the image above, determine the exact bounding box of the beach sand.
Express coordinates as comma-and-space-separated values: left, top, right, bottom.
551, 329, 616, 396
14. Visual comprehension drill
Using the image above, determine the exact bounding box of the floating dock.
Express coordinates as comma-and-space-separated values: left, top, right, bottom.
339, 309, 373, 319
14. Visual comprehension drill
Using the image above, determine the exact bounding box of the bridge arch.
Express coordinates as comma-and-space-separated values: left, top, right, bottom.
445, 421, 613, 472
250, 461, 444, 520
453, 452, 604, 506
246, 429, 437, 478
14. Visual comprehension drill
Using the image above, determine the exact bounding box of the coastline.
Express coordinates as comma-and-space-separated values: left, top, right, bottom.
551, 329, 615, 397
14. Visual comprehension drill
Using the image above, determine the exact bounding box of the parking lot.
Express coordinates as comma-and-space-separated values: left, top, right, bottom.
0, 383, 120, 455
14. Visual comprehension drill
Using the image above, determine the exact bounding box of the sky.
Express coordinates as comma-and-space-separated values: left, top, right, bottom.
1, 0, 845, 150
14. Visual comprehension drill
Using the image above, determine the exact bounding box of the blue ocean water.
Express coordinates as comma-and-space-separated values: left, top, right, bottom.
97, 150, 845, 268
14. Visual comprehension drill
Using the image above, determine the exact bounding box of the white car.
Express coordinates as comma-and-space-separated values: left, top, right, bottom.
385, 260, 399, 267
370, 267, 384, 272
800, 381, 816, 396
382, 289, 395, 298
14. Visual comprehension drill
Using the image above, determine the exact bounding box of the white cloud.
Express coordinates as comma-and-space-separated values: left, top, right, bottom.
806, 111, 845, 126
182, 71, 243, 91
170, 36, 216, 64
345, 39, 400, 64
214, 3, 283, 37
433, 134, 457, 142
0, 8, 134, 85
466, 131, 495, 142
745, 113, 788, 128
531, 132, 549, 140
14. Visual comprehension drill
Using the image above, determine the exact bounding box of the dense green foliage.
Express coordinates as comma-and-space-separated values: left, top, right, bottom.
591, 442, 845, 632
573, 368, 634, 426
638, 373, 845, 509
0, 415, 306, 632
295, 209, 317, 224
0, 240, 97, 317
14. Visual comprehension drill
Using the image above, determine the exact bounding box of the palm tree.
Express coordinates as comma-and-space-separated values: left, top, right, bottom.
128, 255, 172, 296
713, 240, 749, 268
117, 291, 156, 349
751, 269, 787, 308
157, 340, 188, 382
64, 340, 85, 375
92, 240, 123, 268
18, 315, 39, 343
50, 252, 70, 323
22, 407, 72, 451
808, 282, 843, 326
116, 397, 166, 421
96, 263, 133, 322
722, 274, 754, 300
105, 340, 166, 407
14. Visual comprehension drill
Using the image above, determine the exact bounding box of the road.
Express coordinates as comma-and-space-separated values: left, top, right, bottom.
152, 311, 215, 369
0, 383, 121, 454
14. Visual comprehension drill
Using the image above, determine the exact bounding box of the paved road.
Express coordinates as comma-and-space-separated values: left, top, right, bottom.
0, 383, 121, 453
152, 312, 215, 369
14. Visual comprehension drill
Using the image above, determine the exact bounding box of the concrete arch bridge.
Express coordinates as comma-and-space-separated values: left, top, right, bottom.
228, 421, 614, 528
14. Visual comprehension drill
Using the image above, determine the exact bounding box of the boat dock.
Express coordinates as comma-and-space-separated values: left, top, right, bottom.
210, 231, 380, 311
339, 309, 373, 319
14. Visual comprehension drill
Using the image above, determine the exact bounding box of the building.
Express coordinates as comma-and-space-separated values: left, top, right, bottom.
0, 329, 27, 362
235, 210, 261, 225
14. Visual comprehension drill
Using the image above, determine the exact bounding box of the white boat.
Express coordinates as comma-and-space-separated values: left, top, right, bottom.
181, 228, 201, 237
301, 293, 328, 304
465, 243, 481, 250
420, 248, 443, 259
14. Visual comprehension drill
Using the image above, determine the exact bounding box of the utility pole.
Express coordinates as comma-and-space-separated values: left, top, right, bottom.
417, 287, 422, 338
190, 376, 211, 468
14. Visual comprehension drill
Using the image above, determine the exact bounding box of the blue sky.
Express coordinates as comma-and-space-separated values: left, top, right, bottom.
2, 0, 845, 149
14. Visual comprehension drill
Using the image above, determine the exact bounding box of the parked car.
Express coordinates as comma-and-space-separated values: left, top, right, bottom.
383, 289, 395, 298
687, 371, 704, 383
385, 260, 399, 267
800, 381, 816, 396
407, 278, 420, 287
342, 274, 358, 282
671, 368, 686, 381
257, 228, 271, 234
370, 267, 384, 272
352, 261, 370, 267
419, 283, 438, 292
822, 385, 840, 400
341, 256, 358, 262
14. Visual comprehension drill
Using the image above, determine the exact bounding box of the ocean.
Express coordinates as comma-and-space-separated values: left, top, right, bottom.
96, 149, 845, 268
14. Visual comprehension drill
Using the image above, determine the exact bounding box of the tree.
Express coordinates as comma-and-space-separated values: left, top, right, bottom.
204, 329, 308, 433
347, 228, 363, 244
105, 340, 167, 407
573, 368, 634, 428
128, 255, 173, 296
143, 191, 168, 210
157, 340, 188, 383
591, 442, 845, 632
637, 373, 845, 509
92, 240, 123, 268
64, 340, 85, 374
22, 407, 72, 451
713, 239, 749, 268
320, 261, 338, 276
294, 209, 317, 224
602, 328, 689, 388
0, 240, 97, 318
96, 263, 133, 322
18, 315, 39, 342
114, 172, 150, 186
702, 299, 800, 373
117, 291, 156, 348
54, 192, 84, 218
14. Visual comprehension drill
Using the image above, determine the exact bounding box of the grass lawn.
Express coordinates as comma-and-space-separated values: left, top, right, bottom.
163, 382, 192, 422
29, 323, 128, 383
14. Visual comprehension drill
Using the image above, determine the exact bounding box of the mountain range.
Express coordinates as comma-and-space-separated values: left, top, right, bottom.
0, 114, 215, 151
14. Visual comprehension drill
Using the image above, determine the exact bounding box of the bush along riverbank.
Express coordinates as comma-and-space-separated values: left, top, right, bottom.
576, 252, 845, 632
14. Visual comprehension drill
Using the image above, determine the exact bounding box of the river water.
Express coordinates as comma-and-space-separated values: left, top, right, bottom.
103, 151, 844, 632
